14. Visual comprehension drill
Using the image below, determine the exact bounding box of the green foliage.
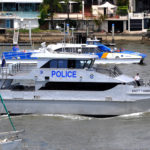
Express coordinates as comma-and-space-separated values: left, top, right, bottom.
94, 13, 107, 31
117, 6, 128, 16
40, 4, 49, 20
39, 0, 81, 29
19, 29, 29, 33
117, 0, 129, 6
39, 0, 61, 29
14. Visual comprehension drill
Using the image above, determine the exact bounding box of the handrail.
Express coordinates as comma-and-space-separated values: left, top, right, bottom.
95, 65, 122, 77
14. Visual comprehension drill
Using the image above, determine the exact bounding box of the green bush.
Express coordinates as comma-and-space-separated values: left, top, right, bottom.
6, 28, 61, 34
117, 6, 128, 16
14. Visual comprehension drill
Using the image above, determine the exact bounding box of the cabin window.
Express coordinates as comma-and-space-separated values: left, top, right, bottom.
80, 60, 92, 68
68, 60, 75, 68
58, 60, 68, 68
41, 60, 50, 68
95, 42, 100, 45
87, 41, 94, 45
76, 60, 82, 68
50, 59, 57, 68
41, 59, 92, 69
86, 60, 92, 68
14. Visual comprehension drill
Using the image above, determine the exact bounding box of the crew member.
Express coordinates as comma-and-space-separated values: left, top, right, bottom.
134, 73, 140, 86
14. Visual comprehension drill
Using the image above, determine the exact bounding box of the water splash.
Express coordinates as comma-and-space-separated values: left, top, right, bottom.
30, 114, 93, 120
118, 112, 144, 119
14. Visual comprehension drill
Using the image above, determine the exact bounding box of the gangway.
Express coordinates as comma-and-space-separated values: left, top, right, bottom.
13, 28, 19, 45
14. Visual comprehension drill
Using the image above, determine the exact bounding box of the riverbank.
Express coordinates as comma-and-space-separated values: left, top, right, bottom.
0, 30, 149, 44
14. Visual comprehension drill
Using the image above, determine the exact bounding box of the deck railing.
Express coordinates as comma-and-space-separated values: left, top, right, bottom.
95, 65, 122, 77
0, 63, 21, 78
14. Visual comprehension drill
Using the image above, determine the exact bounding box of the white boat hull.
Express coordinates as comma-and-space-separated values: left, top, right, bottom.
94, 58, 141, 64
1, 84, 150, 116
0, 139, 22, 150
1, 98, 150, 116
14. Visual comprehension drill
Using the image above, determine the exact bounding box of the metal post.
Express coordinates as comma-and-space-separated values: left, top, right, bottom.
29, 21, 32, 46
82, 0, 84, 20
67, 23, 69, 35
142, 13, 144, 31
112, 23, 115, 43
128, 13, 130, 32
63, 22, 66, 52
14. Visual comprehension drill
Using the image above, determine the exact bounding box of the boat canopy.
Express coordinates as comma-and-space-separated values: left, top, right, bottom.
97, 43, 111, 52
31, 51, 98, 60
86, 39, 111, 52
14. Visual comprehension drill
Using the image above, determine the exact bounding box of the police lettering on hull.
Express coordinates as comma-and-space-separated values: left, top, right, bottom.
51, 71, 77, 78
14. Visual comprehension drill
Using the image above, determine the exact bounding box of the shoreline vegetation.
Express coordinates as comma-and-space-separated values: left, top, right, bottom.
0, 28, 149, 44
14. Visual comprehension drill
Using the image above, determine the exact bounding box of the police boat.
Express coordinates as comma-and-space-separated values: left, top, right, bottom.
47, 42, 142, 64
0, 50, 150, 116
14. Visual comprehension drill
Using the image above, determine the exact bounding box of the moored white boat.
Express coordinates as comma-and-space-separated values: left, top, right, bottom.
47, 43, 142, 64
0, 49, 150, 116
0, 130, 23, 150
86, 38, 146, 64
0, 42, 47, 65
0, 42, 142, 65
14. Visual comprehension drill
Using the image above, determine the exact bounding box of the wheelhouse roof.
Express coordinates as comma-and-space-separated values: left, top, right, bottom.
31, 51, 98, 59
47, 43, 98, 51
86, 38, 100, 42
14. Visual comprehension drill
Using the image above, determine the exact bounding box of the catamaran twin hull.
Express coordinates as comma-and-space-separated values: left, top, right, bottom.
1, 86, 150, 116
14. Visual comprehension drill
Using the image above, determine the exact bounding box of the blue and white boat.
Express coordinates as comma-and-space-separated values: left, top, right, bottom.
1, 43, 47, 64
86, 38, 146, 64
47, 43, 142, 64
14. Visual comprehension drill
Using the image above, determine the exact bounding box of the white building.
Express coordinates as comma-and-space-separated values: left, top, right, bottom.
128, 0, 150, 31
0, 0, 42, 29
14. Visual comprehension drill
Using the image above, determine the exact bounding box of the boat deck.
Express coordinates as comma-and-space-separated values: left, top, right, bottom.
0, 63, 35, 80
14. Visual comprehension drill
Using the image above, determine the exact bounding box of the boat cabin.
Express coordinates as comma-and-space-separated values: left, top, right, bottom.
47, 43, 101, 54
86, 38, 111, 52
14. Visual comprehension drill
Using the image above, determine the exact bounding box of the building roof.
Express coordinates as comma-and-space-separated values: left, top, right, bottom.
0, 0, 42, 3
98, 2, 117, 9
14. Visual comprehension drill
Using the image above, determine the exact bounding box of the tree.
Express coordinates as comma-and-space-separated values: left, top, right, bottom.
60, 0, 81, 24
94, 13, 107, 31
116, 0, 129, 16
117, 0, 129, 6
39, 0, 61, 29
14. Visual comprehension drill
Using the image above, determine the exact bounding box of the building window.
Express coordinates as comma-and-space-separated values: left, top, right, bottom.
18, 3, 40, 11
3, 3, 16, 11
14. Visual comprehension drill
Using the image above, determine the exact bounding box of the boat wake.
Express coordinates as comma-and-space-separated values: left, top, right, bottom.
30, 114, 93, 120
118, 112, 146, 119
0, 115, 8, 120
